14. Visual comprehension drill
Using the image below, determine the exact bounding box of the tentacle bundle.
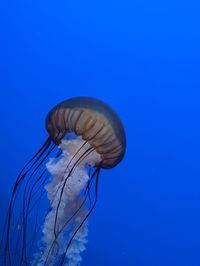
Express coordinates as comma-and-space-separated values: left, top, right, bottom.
32, 137, 101, 266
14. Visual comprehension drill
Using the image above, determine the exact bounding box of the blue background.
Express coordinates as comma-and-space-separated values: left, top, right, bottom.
0, 0, 200, 265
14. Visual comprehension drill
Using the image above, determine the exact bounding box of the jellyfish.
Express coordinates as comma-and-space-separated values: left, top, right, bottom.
1, 96, 126, 266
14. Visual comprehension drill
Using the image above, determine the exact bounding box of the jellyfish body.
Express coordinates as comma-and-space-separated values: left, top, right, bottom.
1, 97, 126, 266
46, 96, 126, 168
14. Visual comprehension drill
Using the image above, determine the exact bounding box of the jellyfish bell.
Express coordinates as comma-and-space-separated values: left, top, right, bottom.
1, 96, 126, 266
46, 96, 126, 168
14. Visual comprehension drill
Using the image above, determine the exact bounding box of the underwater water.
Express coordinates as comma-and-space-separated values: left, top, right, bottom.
0, 0, 200, 265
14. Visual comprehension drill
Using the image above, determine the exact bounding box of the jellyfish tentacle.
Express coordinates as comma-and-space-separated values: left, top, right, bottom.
25, 149, 62, 223
14, 140, 63, 266
13, 172, 48, 263
43, 167, 99, 265
42, 143, 93, 265
25, 149, 62, 219
12, 137, 51, 200
84, 168, 98, 207
59, 166, 101, 266
31, 138, 101, 266
2, 137, 52, 266
53, 146, 94, 241
20, 143, 57, 266
5, 139, 55, 266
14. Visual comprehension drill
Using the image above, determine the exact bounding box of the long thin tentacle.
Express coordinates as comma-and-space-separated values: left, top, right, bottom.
2, 138, 52, 266
59, 167, 101, 266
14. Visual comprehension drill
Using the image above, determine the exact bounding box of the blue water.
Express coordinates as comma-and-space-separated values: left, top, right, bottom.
0, 0, 200, 265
